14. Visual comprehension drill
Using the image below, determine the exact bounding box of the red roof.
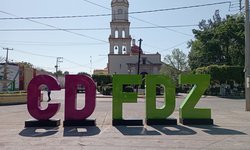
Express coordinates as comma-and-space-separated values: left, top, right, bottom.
131, 45, 143, 54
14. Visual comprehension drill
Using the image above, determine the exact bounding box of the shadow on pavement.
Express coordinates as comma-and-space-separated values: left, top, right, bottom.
19, 127, 59, 137
151, 125, 197, 135
115, 126, 161, 136
63, 126, 101, 137
188, 125, 247, 135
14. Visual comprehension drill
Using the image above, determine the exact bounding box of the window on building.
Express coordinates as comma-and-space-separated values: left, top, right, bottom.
114, 46, 119, 54
122, 46, 127, 54
122, 30, 126, 38
115, 30, 119, 38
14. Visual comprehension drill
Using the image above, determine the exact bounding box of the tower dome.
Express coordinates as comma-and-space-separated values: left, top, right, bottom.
111, 0, 128, 5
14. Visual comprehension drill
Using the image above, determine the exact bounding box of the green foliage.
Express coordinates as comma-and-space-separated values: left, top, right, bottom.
123, 85, 134, 92
160, 63, 182, 84
164, 48, 189, 71
93, 75, 113, 95
189, 11, 244, 70
162, 48, 190, 85
78, 72, 90, 76
64, 71, 70, 75
92, 75, 112, 86
18, 61, 33, 68
195, 65, 244, 84
54, 70, 63, 76
101, 85, 112, 95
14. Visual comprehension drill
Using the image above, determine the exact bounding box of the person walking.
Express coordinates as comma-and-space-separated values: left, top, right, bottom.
46, 87, 51, 102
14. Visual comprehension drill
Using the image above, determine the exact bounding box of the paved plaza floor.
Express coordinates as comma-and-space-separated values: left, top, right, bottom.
0, 90, 249, 149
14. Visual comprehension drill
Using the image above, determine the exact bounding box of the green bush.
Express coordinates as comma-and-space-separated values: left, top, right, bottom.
195, 65, 244, 84
195, 65, 244, 96
123, 85, 134, 92
92, 75, 112, 86
101, 86, 112, 95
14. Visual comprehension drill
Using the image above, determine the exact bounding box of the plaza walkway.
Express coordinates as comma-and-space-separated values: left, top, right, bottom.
0, 90, 249, 149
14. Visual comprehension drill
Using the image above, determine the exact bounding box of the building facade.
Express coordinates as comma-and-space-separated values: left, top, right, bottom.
0, 63, 50, 92
108, 0, 162, 75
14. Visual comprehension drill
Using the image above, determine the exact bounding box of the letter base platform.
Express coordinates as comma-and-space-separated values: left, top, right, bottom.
146, 118, 177, 125
25, 119, 60, 127
180, 118, 214, 125
63, 119, 96, 127
112, 119, 143, 126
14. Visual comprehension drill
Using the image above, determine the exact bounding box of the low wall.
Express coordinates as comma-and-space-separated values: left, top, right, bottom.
0, 93, 43, 105
0, 93, 27, 105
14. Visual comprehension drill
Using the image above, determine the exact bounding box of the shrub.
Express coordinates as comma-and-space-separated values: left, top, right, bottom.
195, 65, 244, 84
101, 86, 112, 95
92, 75, 112, 86
123, 85, 134, 92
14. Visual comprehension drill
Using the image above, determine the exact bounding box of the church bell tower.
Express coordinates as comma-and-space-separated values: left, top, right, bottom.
109, 0, 132, 54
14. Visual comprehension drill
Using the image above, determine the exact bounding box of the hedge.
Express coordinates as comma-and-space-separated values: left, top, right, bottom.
92, 75, 112, 86
195, 65, 244, 84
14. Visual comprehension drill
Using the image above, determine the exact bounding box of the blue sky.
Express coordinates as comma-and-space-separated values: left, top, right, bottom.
0, 0, 240, 74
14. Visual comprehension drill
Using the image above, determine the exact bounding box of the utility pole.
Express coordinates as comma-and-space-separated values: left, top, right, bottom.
3, 48, 13, 63
55, 57, 63, 77
245, 0, 250, 111
135, 39, 143, 93
137, 39, 143, 75
240, 0, 243, 12
2, 48, 13, 91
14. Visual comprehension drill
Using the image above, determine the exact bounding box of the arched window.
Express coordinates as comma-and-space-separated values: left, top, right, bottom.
122, 46, 127, 54
114, 46, 119, 54
122, 30, 126, 38
115, 30, 119, 38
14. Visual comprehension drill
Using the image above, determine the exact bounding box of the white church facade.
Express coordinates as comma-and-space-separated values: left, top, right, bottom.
108, 0, 162, 75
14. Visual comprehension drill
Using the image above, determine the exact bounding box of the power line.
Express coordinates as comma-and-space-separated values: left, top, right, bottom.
0, 40, 107, 46
0, 24, 199, 32
11, 47, 107, 70
0, 47, 92, 71
80, 1, 199, 37
129, 1, 231, 15
130, 17, 193, 37
82, 0, 110, 10
0, 13, 111, 20
159, 41, 189, 53
13, 49, 57, 58
0, 1, 231, 20
0, 10, 108, 43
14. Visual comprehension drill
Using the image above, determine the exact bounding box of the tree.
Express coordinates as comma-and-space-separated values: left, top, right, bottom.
64, 71, 70, 75
77, 72, 91, 76
188, 11, 244, 70
164, 48, 189, 71
18, 61, 33, 68
160, 63, 181, 84
54, 70, 63, 76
